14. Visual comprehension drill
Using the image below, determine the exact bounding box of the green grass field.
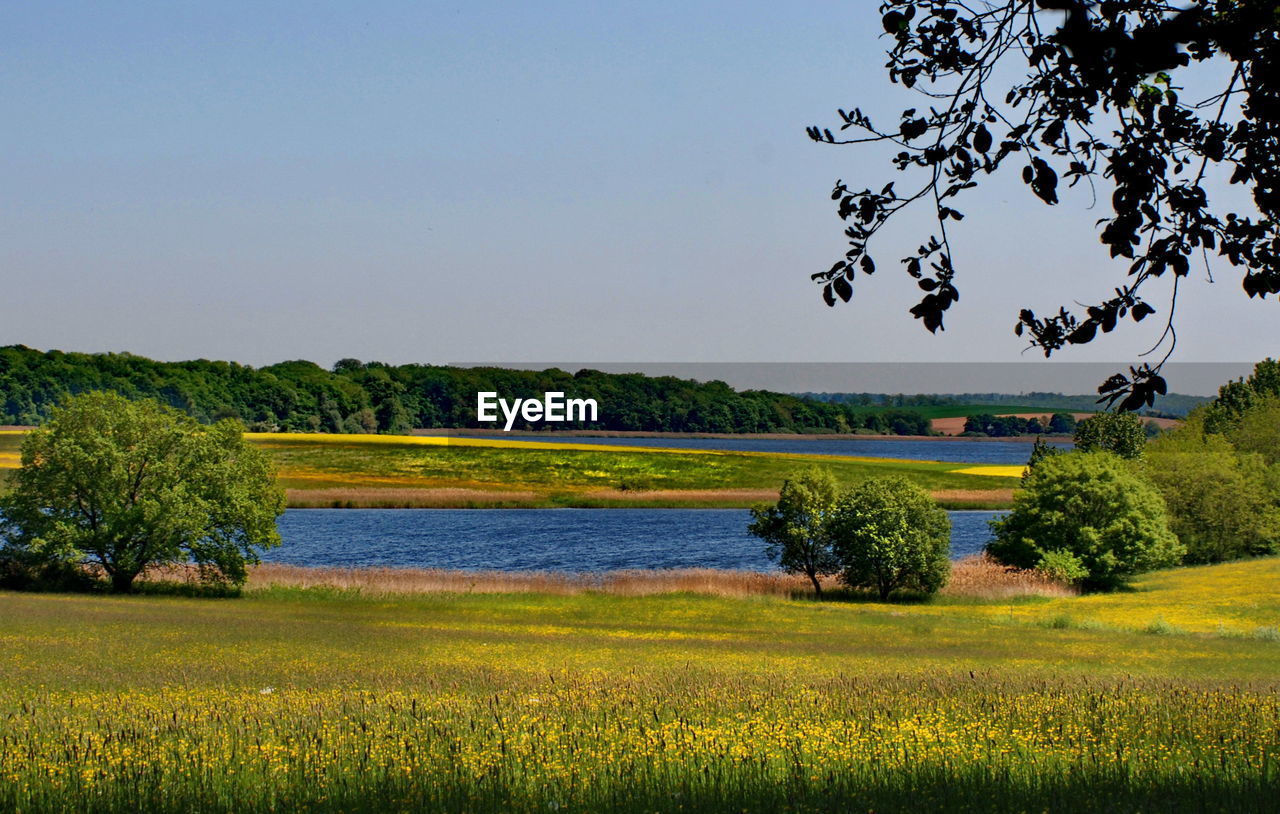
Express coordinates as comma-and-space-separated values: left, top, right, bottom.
2, 560, 1278, 812
0, 430, 1022, 508
845, 403, 1084, 419
253, 433, 1021, 508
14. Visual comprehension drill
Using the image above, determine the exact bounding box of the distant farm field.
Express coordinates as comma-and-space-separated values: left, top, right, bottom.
861, 404, 1072, 419
2, 559, 1278, 812
0, 429, 1020, 508
248, 432, 1021, 509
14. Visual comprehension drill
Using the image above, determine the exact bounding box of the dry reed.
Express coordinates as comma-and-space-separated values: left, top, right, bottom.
284, 487, 541, 508
236, 556, 1073, 600
581, 488, 780, 503
245, 563, 811, 597
932, 489, 1015, 504
941, 554, 1078, 599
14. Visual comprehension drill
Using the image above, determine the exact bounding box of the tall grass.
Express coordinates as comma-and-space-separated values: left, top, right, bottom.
941, 554, 1078, 599
4, 558, 1278, 812
245, 563, 813, 597
238, 557, 1074, 600
2, 675, 1276, 813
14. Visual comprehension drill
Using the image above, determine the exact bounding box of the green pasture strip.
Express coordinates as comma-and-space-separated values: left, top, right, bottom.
257, 437, 1012, 493
1, 572, 1277, 689
845, 404, 1084, 419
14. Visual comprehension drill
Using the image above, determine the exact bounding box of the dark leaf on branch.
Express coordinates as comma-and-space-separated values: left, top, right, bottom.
973, 123, 993, 153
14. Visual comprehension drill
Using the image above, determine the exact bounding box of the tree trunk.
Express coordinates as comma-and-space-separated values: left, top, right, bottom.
808, 571, 823, 599
110, 570, 137, 594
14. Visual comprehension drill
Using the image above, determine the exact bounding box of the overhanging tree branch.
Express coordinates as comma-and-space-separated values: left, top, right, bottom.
809, 0, 1280, 410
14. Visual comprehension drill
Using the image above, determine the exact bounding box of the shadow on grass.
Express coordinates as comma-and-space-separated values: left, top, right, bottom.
793, 587, 1063, 607
131, 580, 242, 599
796, 587, 938, 605
1, 561, 243, 598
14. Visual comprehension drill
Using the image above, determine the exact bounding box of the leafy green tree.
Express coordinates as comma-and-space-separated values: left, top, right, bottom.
1073, 412, 1147, 459
828, 476, 950, 600
0, 392, 285, 593
748, 469, 841, 597
1047, 413, 1076, 435
1145, 412, 1280, 563
1225, 395, 1280, 467
1203, 359, 1280, 434
988, 452, 1183, 590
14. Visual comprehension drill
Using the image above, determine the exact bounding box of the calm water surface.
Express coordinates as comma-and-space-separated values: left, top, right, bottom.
450, 434, 1068, 464
269, 509, 1004, 572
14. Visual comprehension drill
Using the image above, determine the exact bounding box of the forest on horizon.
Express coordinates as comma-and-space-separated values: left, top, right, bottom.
0, 346, 1199, 435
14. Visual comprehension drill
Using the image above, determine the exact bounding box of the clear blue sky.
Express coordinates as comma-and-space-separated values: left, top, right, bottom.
1, 1, 1271, 376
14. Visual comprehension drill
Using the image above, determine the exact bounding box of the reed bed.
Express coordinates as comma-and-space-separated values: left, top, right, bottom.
941, 554, 1078, 599
931, 488, 1015, 508
244, 563, 814, 598
283, 487, 541, 508
235, 556, 1071, 600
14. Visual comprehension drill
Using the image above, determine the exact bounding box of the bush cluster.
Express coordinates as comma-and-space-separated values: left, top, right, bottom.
993, 359, 1280, 588
749, 470, 950, 600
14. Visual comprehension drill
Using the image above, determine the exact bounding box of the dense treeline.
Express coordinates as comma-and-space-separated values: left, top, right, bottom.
1143, 359, 1280, 564
962, 413, 1077, 437
997, 359, 1280, 571
0, 346, 934, 435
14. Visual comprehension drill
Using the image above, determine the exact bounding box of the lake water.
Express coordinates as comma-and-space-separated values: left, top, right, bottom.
268, 509, 1004, 572
450, 434, 1069, 464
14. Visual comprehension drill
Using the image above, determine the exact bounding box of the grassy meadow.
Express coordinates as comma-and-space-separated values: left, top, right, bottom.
0, 430, 1023, 509
251, 432, 1022, 509
848, 403, 1069, 420
2, 559, 1279, 812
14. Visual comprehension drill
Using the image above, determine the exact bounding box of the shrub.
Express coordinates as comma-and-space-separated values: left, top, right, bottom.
1034, 549, 1088, 584
987, 452, 1182, 590
828, 476, 950, 600
1025, 437, 1063, 473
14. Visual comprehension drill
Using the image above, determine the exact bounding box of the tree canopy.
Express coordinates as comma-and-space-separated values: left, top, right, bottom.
988, 451, 1183, 588
1072, 411, 1148, 458
1203, 357, 1280, 434
828, 476, 951, 600
810, 1, 1280, 409
0, 345, 935, 436
748, 468, 842, 596
1144, 418, 1280, 563
0, 392, 285, 592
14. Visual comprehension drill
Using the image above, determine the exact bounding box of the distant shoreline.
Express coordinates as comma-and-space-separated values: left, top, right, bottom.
414, 428, 1072, 444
